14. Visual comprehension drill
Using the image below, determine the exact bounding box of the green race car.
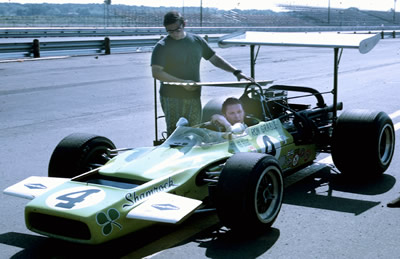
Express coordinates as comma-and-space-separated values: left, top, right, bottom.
4, 32, 395, 245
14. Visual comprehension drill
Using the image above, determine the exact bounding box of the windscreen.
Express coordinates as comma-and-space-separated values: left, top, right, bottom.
162, 126, 230, 148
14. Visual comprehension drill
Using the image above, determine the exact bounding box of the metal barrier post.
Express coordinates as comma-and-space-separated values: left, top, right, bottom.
104, 37, 111, 55
32, 39, 40, 58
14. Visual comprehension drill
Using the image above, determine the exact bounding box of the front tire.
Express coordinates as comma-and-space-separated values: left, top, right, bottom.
332, 109, 395, 178
48, 133, 116, 178
215, 153, 283, 231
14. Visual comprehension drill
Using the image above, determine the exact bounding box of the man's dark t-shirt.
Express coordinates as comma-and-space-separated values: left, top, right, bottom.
151, 32, 215, 99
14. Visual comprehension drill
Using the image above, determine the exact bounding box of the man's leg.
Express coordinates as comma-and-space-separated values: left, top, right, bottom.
182, 97, 202, 127
160, 96, 180, 136
160, 96, 202, 135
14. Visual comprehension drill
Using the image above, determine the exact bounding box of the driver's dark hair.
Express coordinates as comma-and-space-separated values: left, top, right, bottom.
163, 11, 185, 26
222, 97, 243, 114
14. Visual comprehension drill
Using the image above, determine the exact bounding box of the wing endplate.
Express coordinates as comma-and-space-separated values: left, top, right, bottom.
3, 176, 69, 200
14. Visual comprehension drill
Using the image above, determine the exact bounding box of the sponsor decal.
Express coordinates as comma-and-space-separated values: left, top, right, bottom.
152, 204, 180, 211
96, 208, 122, 236
230, 137, 258, 153
123, 177, 175, 209
248, 120, 280, 137
282, 148, 311, 168
25, 183, 47, 190
304, 149, 311, 161
249, 145, 257, 153
234, 138, 251, 151
46, 186, 106, 210
284, 149, 294, 168
292, 154, 300, 167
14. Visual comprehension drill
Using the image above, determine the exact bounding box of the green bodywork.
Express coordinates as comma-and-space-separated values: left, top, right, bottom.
25, 119, 316, 244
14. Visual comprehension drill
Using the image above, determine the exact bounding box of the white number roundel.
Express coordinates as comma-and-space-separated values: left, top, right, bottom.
46, 186, 106, 210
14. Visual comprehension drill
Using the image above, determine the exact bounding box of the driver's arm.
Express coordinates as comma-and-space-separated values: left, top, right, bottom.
211, 114, 232, 132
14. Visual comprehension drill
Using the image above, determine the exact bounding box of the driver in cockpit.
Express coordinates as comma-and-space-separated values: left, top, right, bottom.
211, 97, 245, 132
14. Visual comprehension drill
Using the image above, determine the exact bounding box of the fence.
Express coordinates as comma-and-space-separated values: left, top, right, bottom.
2, 26, 400, 38
0, 29, 399, 60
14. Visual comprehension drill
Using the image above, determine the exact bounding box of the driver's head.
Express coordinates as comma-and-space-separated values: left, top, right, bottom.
222, 97, 245, 125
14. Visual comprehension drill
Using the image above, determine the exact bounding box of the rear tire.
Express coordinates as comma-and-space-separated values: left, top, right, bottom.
332, 109, 395, 178
48, 133, 116, 178
215, 153, 283, 231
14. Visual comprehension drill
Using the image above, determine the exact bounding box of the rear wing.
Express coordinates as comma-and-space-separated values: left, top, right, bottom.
218, 31, 381, 121
218, 31, 380, 54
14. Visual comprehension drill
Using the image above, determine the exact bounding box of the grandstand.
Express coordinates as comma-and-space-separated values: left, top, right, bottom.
0, 4, 398, 27
281, 5, 398, 26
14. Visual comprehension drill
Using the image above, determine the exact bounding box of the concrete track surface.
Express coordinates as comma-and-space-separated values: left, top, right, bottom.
1, 37, 400, 259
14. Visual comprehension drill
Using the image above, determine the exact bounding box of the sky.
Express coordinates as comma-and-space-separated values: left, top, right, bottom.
1, 0, 399, 12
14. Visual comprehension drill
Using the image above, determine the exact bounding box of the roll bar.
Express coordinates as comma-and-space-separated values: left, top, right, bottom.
218, 31, 381, 122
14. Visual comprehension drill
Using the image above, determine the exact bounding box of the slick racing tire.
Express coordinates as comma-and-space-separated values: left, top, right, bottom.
48, 133, 116, 178
332, 109, 395, 178
215, 153, 283, 232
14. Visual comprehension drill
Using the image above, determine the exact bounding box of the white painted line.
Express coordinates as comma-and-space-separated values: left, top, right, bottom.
389, 110, 400, 119
0, 56, 69, 63
390, 109, 400, 131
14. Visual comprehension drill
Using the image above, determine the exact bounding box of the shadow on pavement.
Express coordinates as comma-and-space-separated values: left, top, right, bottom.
194, 227, 280, 259
1, 213, 280, 259
1, 223, 177, 259
283, 166, 396, 215
2, 165, 395, 258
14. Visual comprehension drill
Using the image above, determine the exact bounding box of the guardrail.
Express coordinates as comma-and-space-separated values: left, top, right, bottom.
346, 30, 400, 39
0, 30, 398, 60
0, 38, 106, 59
0, 27, 167, 38
0, 35, 219, 60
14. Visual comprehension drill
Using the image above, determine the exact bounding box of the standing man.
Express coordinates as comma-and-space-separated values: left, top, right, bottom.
151, 11, 251, 135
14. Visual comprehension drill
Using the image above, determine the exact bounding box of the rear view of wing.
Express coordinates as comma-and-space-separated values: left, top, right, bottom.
126, 192, 203, 224
3, 176, 69, 200
163, 80, 273, 88
218, 31, 380, 54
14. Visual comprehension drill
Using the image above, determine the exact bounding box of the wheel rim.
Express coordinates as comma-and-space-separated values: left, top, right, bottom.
254, 165, 283, 223
379, 124, 395, 166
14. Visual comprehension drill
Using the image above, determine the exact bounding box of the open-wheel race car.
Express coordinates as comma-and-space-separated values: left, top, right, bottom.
4, 32, 395, 245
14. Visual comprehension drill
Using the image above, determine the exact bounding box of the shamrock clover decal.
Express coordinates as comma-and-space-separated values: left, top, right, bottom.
96, 208, 122, 236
